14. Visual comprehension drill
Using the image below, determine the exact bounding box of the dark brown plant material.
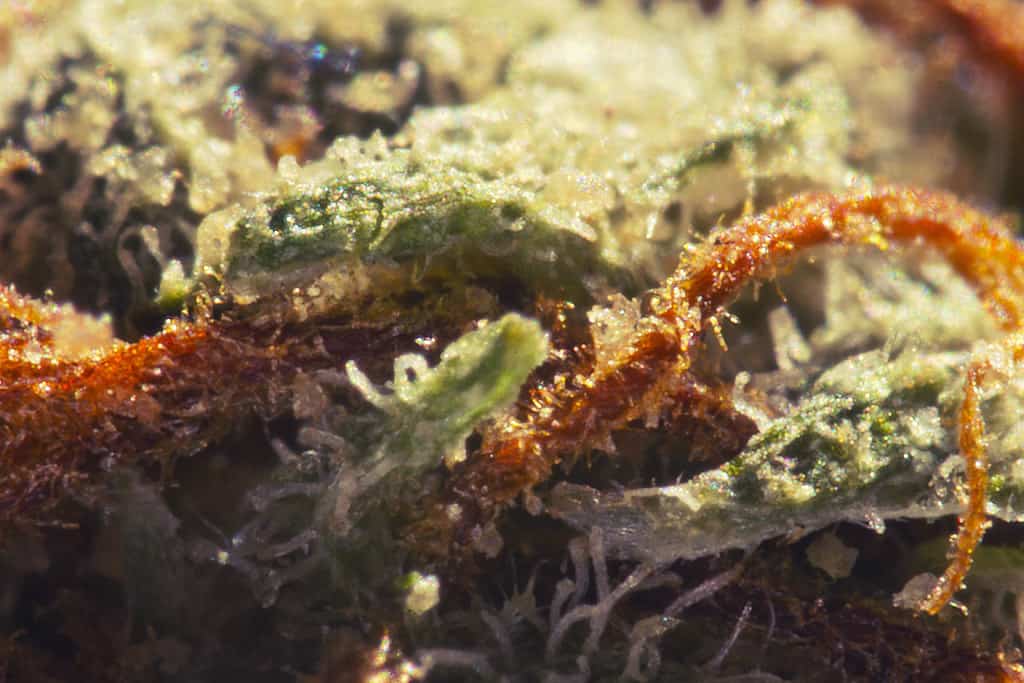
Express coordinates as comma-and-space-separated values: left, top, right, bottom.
722, 548, 1024, 681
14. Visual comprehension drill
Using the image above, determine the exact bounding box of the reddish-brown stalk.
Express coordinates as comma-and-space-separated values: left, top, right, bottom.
453, 186, 1024, 612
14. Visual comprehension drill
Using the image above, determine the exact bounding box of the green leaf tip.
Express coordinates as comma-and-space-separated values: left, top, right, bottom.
329, 314, 548, 538
346, 312, 549, 464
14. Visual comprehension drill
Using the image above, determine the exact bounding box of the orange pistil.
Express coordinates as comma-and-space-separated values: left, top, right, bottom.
0, 280, 473, 528
918, 331, 1024, 614
455, 186, 1024, 613
0, 285, 286, 524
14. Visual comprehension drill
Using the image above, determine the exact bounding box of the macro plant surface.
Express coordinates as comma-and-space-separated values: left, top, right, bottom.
6, 1, 1024, 682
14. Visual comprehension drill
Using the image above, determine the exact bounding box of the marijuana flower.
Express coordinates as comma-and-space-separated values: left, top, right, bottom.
3, 0, 1024, 681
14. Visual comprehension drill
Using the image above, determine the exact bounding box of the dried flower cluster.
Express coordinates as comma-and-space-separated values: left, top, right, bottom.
4, 182, 1023, 620
5, 0, 1024, 680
